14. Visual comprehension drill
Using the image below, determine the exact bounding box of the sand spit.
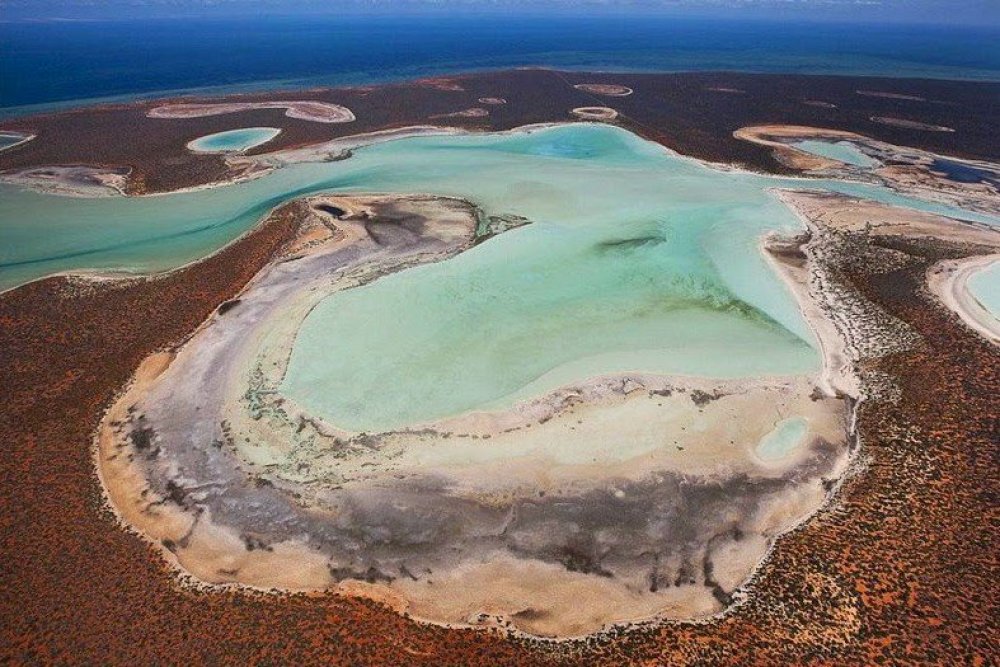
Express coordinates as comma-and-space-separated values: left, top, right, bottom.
93, 185, 860, 637
571, 107, 618, 121
856, 90, 926, 102
148, 101, 356, 124
0, 130, 35, 152
870, 116, 954, 132
927, 255, 1000, 344
430, 107, 490, 119
414, 77, 466, 91
573, 84, 633, 97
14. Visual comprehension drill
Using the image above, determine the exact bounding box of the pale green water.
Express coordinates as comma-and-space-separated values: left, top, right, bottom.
969, 260, 1000, 319
792, 140, 879, 169
1, 124, 996, 430
188, 127, 282, 153
755, 417, 809, 461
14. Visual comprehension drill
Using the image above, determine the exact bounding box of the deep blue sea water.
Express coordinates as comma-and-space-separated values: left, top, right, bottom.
2, 15, 999, 116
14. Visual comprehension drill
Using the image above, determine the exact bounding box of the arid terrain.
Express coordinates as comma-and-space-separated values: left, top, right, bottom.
1, 70, 998, 664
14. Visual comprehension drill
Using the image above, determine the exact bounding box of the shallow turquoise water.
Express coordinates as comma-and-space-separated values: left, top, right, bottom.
1, 124, 996, 430
969, 260, 1000, 319
792, 140, 879, 168
188, 127, 281, 153
755, 417, 809, 461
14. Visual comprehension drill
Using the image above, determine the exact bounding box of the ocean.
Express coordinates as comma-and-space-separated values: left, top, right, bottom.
2, 14, 999, 116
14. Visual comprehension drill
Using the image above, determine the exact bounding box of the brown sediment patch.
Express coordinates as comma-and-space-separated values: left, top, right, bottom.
571, 107, 618, 121
573, 84, 633, 97
478, 97, 507, 105
430, 107, 490, 119
148, 101, 356, 124
857, 90, 926, 101
870, 116, 954, 132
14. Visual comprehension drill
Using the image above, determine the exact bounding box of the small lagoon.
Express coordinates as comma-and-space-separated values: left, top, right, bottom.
791, 140, 879, 168
187, 127, 281, 153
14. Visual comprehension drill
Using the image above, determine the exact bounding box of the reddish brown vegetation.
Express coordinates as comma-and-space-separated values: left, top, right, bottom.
2, 69, 998, 194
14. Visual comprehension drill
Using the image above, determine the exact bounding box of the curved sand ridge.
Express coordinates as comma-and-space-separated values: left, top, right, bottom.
574, 83, 633, 97
870, 116, 953, 132
97, 188, 854, 638
148, 101, 356, 124
572, 106, 618, 121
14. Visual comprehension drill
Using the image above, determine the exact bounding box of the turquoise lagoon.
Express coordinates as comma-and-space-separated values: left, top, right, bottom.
1, 124, 996, 430
969, 260, 1000, 320
791, 140, 879, 169
187, 127, 282, 153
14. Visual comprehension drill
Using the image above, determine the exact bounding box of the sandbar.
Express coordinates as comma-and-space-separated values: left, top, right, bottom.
148, 101, 356, 124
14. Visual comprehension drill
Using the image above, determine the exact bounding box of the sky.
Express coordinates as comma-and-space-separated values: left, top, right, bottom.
1, 0, 999, 26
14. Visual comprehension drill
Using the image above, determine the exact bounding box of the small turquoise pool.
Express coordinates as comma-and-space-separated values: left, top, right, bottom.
755, 417, 809, 461
187, 127, 281, 153
792, 140, 879, 169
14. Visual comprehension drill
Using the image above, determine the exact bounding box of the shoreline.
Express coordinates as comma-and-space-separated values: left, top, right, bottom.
927, 254, 1000, 344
